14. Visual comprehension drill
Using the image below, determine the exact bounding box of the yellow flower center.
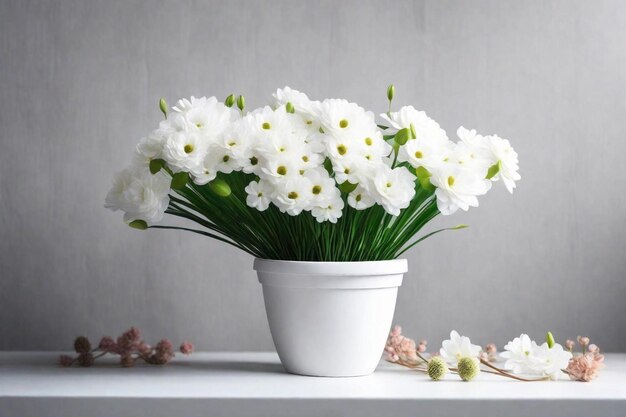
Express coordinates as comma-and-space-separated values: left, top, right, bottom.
288, 191, 298, 199
262, 122, 271, 130
250, 156, 258, 165
365, 137, 373, 146
184, 144, 194, 154
302, 155, 309, 162
339, 119, 349, 128
277, 166, 287, 175
447, 176, 455, 187
415, 151, 423, 159
222, 155, 230, 162
337, 145, 347, 155
312, 185, 322, 195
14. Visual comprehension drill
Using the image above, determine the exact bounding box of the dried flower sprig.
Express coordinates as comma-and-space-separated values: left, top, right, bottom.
563, 336, 605, 382
58, 327, 194, 367
384, 326, 602, 382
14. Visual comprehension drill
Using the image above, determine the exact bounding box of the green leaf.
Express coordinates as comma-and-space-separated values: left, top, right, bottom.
409, 123, 417, 139
546, 331, 555, 349
415, 166, 435, 192
339, 181, 358, 194
171, 172, 189, 190
395, 128, 410, 145
486, 160, 502, 179
159, 98, 168, 119
383, 134, 396, 140
149, 158, 165, 175
323, 158, 334, 175
396, 224, 469, 256
128, 219, 148, 230
377, 124, 389, 130
208, 178, 231, 197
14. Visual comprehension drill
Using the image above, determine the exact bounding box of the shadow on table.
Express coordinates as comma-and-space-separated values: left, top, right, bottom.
171, 360, 286, 375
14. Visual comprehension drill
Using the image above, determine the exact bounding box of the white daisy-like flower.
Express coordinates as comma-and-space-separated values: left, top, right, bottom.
398, 137, 452, 172
501, 334, 572, 379
316, 99, 377, 138
529, 342, 572, 380
272, 86, 321, 128
271, 175, 314, 216
162, 130, 208, 173
304, 167, 339, 207
381, 106, 448, 143
245, 180, 273, 211
483, 134, 521, 193
105, 167, 170, 225
347, 185, 376, 210
439, 330, 482, 364
500, 334, 537, 374
367, 165, 416, 216
171, 96, 239, 140
429, 163, 491, 215
311, 196, 345, 223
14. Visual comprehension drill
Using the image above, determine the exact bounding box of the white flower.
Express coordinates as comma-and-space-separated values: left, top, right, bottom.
245, 180, 272, 211
439, 330, 482, 364
398, 137, 452, 172
316, 99, 377, 138
367, 165, 416, 216
429, 163, 491, 215
531, 342, 572, 379
171, 96, 239, 140
500, 334, 537, 374
162, 131, 208, 173
501, 334, 572, 379
347, 185, 376, 210
272, 86, 321, 127
105, 167, 170, 225
483, 134, 521, 193
381, 106, 448, 143
271, 175, 313, 216
304, 167, 339, 207
311, 196, 344, 223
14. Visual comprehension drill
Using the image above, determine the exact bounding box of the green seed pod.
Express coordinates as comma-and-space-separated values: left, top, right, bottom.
457, 357, 480, 381
286, 102, 295, 114
427, 357, 449, 381
128, 219, 148, 230
225, 94, 236, 108
546, 331, 555, 349
159, 98, 168, 119
387, 84, 395, 102
209, 178, 231, 197
236, 95, 245, 111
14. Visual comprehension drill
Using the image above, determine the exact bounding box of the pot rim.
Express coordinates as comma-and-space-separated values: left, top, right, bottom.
254, 258, 407, 277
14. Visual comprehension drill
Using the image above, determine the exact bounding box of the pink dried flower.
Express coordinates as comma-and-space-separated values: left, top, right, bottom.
73, 336, 91, 353
417, 342, 427, 353
59, 355, 74, 367
479, 351, 489, 361
485, 343, 497, 354
588, 344, 599, 354
118, 327, 142, 350
98, 336, 117, 353
77, 352, 94, 367
577, 336, 590, 347
180, 341, 194, 355
566, 353, 605, 382
565, 339, 575, 351
384, 325, 418, 363
138, 342, 152, 356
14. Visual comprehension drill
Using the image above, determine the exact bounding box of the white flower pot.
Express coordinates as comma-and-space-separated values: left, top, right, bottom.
254, 258, 407, 377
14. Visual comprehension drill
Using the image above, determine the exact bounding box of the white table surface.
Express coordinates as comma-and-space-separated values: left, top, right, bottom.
1, 352, 624, 417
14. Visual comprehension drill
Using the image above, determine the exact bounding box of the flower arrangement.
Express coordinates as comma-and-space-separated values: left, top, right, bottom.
58, 327, 194, 367
105, 86, 520, 261
385, 326, 604, 382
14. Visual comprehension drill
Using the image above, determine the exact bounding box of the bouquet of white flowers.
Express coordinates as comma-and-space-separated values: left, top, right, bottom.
106, 86, 520, 261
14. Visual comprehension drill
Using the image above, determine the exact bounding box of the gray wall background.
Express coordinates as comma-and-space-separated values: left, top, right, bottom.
1, 0, 625, 352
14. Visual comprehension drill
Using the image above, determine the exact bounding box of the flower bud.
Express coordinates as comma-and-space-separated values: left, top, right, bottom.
236, 95, 245, 111
578, 336, 590, 346
395, 128, 410, 145
77, 352, 95, 367
546, 331, 555, 349
225, 94, 236, 108
387, 84, 395, 102
159, 98, 168, 119
457, 357, 480, 381
409, 123, 417, 139
565, 339, 575, 351
209, 178, 231, 197
285, 102, 295, 114
427, 357, 448, 381
128, 219, 148, 230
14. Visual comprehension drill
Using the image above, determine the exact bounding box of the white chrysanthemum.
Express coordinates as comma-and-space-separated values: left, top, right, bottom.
429, 163, 491, 215
311, 196, 345, 223
304, 168, 340, 207
105, 167, 170, 225
501, 334, 572, 379
347, 185, 376, 210
457, 127, 520, 192
381, 106, 448, 143
272, 86, 321, 128
316, 99, 377, 138
162, 131, 208, 173
398, 137, 453, 172
500, 334, 537, 374
439, 330, 482, 364
245, 180, 273, 211
271, 175, 314, 216
171, 96, 239, 140
483, 134, 521, 193
190, 144, 238, 185
366, 165, 416, 216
